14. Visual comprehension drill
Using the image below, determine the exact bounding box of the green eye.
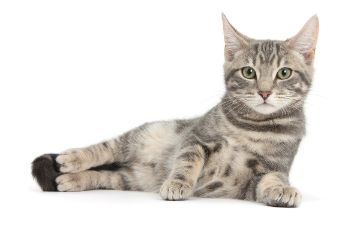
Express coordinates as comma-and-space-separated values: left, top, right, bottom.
277, 67, 292, 80
241, 66, 256, 79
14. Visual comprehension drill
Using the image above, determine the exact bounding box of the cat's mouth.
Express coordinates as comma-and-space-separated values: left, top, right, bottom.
256, 102, 275, 107
252, 102, 278, 114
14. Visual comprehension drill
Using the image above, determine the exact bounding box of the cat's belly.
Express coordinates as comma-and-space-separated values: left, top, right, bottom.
194, 144, 254, 199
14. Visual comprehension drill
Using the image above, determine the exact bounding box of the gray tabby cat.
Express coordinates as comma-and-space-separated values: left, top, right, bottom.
32, 14, 319, 207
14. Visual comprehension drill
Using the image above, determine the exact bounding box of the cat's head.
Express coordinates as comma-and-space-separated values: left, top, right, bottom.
222, 14, 319, 116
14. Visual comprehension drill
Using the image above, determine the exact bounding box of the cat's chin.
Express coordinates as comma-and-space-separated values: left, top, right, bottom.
252, 103, 279, 115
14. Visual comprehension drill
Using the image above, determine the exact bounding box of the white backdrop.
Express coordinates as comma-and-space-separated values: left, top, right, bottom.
1, 0, 359, 231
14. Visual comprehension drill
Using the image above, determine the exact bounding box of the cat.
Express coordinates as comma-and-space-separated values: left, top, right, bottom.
32, 14, 319, 207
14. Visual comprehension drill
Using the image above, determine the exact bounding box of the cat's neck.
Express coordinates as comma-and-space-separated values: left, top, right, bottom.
219, 94, 305, 122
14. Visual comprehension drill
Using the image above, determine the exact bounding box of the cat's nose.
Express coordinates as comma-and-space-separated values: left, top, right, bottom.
258, 91, 272, 100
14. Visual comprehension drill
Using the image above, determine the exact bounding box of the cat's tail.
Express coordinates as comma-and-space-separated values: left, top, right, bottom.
32, 154, 123, 191
31, 154, 60, 191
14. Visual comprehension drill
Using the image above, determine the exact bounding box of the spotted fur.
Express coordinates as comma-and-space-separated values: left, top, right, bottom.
32, 14, 319, 207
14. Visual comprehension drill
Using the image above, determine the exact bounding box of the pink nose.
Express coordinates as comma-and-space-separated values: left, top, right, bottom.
258, 91, 272, 100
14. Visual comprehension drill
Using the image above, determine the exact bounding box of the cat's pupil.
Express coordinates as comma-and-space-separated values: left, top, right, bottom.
282, 69, 288, 76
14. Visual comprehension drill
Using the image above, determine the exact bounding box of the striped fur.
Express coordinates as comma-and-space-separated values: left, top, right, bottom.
32, 15, 319, 207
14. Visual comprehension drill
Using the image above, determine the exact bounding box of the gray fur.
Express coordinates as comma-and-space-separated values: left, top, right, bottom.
32, 14, 319, 207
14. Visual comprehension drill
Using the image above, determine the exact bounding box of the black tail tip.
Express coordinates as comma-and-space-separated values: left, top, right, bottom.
31, 154, 60, 191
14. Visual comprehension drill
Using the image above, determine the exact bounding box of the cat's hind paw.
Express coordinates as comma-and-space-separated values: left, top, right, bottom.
56, 173, 84, 192
56, 149, 90, 173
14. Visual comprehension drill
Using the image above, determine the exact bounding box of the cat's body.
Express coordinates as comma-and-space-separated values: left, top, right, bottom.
32, 14, 318, 207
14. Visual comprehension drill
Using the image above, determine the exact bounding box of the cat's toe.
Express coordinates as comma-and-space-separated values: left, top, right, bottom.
260, 186, 302, 207
160, 180, 193, 201
56, 173, 83, 192
56, 150, 87, 173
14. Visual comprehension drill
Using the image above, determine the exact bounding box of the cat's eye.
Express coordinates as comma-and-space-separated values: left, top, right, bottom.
276, 67, 292, 80
241, 66, 257, 79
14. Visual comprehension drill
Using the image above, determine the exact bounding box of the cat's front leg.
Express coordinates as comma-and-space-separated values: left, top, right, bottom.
160, 144, 206, 201
256, 172, 302, 207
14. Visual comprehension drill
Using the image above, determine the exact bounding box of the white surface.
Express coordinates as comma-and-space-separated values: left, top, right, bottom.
1, 0, 359, 231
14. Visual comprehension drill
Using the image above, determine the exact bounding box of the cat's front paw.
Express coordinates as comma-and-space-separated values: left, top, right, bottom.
160, 179, 193, 201
56, 149, 90, 173
259, 186, 302, 207
56, 173, 85, 192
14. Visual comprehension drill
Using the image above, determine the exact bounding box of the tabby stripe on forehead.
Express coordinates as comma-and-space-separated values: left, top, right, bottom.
259, 53, 265, 64
253, 43, 259, 52
275, 43, 283, 67
251, 43, 260, 63
261, 42, 268, 53
269, 53, 276, 65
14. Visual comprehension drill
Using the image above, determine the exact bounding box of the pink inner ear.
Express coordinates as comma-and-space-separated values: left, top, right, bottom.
225, 46, 235, 61
304, 49, 316, 64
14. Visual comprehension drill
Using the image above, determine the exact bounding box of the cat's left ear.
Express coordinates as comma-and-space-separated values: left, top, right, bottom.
286, 15, 319, 64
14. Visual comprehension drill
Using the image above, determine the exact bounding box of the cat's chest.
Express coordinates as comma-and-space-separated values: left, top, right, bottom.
204, 142, 252, 178
195, 138, 254, 197
194, 135, 295, 198
211, 134, 280, 164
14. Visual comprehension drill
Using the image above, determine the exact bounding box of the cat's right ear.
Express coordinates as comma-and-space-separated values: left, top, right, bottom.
286, 15, 319, 64
222, 13, 250, 61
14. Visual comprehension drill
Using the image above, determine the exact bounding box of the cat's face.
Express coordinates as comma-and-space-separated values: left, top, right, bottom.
222, 15, 318, 115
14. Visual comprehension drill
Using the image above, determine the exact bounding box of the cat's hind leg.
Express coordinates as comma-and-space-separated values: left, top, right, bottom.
54, 128, 138, 173
56, 140, 118, 173
32, 153, 133, 192
55, 170, 129, 192
32, 123, 163, 191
